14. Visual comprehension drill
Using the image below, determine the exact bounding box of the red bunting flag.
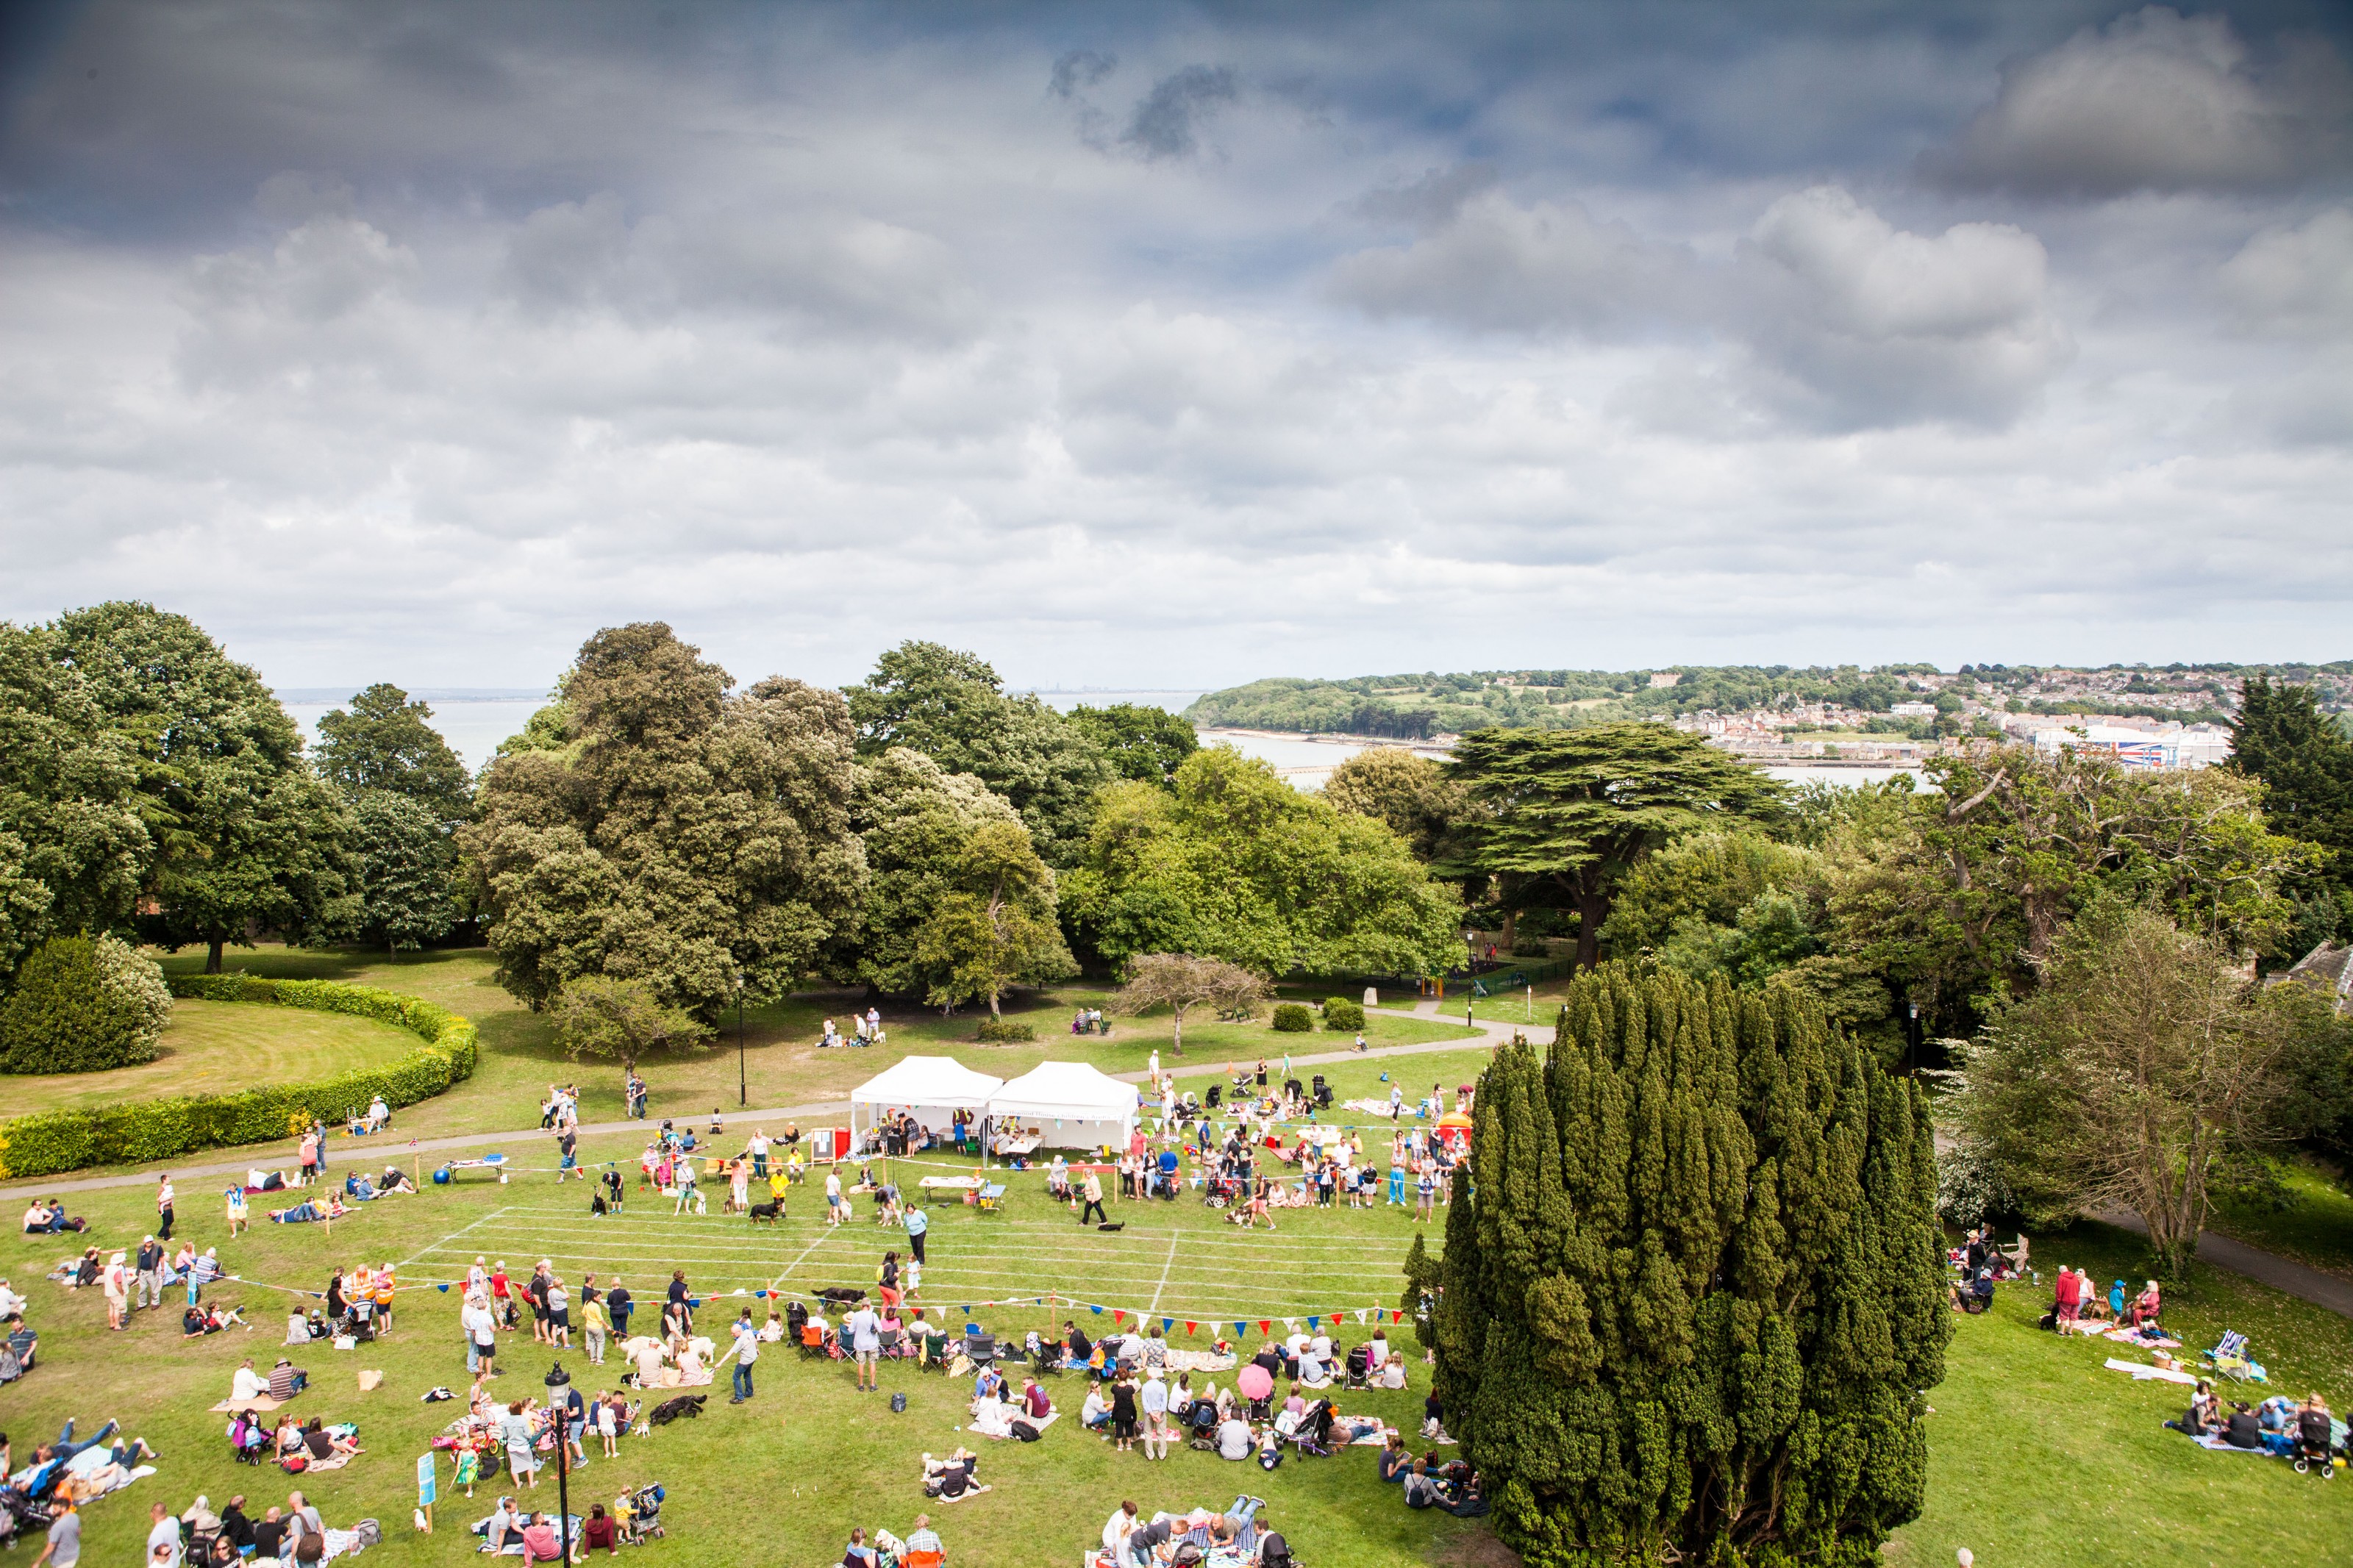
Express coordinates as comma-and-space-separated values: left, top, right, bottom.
1185, 1321, 1197, 1335
1258, 1320, 1271, 1334
1114, 1309, 1126, 1324
1391, 1309, 1403, 1323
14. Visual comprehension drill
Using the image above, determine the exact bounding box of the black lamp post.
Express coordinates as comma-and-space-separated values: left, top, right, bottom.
544, 1361, 572, 1563
737, 975, 747, 1109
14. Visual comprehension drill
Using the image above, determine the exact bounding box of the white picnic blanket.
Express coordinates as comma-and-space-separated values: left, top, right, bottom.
2104, 1357, 2199, 1385
2193, 1434, 2274, 1456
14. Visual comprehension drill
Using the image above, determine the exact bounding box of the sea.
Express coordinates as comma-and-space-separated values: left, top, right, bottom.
278, 686, 1915, 792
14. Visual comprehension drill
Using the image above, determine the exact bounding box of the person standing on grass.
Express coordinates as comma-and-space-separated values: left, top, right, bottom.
146, 1502, 182, 1567
156, 1175, 176, 1242
845, 1300, 881, 1393
1140, 1366, 1169, 1459
465, 1293, 498, 1376
607, 1278, 632, 1340
1415, 1159, 1437, 1222
582, 1289, 608, 1366
135, 1236, 164, 1313
824, 1166, 846, 1227
1079, 1170, 1107, 1226
729, 1308, 759, 1404
29, 1494, 77, 1568
904, 1203, 928, 1267
297, 1129, 318, 1187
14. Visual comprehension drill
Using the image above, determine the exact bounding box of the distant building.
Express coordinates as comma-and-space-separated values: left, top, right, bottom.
2031, 721, 2232, 770
2269, 944, 2352, 1014
1889, 702, 1937, 718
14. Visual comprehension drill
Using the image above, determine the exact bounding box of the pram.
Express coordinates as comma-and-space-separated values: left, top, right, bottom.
0, 1484, 57, 1547
624, 1483, 667, 1540
1343, 1344, 1374, 1389
2293, 1408, 2338, 1477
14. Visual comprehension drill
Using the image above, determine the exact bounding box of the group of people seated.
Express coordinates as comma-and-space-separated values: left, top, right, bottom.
818, 1009, 888, 1048
342, 1164, 417, 1202
266, 1192, 351, 1225
2164, 1382, 2339, 1456
2040, 1265, 2163, 1333
1391, 1446, 1488, 1516
348, 1094, 392, 1136
1099, 1497, 1286, 1567
1070, 1008, 1110, 1035
790, 1299, 945, 1359
476, 1492, 649, 1559
17, 1200, 86, 1234
4, 1419, 162, 1507
182, 1298, 246, 1337
968, 1368, 1055, 1438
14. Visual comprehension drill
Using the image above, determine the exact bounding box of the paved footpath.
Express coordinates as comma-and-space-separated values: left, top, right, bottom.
0, 1012, 1525, 1201
2096, 1209, 2353, 1320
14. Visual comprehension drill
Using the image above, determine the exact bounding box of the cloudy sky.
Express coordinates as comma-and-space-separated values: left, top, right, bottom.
2, 1, 2349, 694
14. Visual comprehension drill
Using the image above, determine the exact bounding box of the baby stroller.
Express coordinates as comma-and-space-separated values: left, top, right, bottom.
1343, 1344, 1374, 1390
1294, 1399, 1336, 1456
624, 1483, 667, 1541
2293, 1408, 2338, 1478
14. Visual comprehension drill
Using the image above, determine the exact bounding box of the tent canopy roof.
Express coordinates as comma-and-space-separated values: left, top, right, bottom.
849, 1055, 1005, 1110
988, 1061, 1139, 1123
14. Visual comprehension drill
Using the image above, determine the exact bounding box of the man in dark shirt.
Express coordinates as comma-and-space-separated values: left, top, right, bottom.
249, 1511, 287, 1561
1124, 1518, 1172, 1562
605, 1282, 632, 1338
1065, 1322, 1093, 1370
7, 1316, 37, 1369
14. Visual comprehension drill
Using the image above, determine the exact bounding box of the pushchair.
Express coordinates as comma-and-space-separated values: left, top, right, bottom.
624, 1483, 667, 1541
1343, 1344, 1374, 1390
2293, 1408, 2338, 1477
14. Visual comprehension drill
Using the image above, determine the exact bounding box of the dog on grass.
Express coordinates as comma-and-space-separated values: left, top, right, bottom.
649, 1394, 707, 1426
746, 1200, 782, 1225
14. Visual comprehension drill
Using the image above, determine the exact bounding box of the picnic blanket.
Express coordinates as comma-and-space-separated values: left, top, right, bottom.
1165, 1349, 1238, 1374
9, 1447, 159, 1503
210, 1396, 285, 1414
2105, 1328, 2182, 1349
2104, 1357, 2199, 1385
966, 1410, 1059, 1439
1341, 1099, 1399, 1118
2057, 1317, 2111, 1336
2193, 1433, 2274, 1456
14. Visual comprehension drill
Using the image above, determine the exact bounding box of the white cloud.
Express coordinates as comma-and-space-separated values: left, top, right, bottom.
1735, 186, 2071, 429
2221, 207, 2353, 335
1927, 7, 2351, 196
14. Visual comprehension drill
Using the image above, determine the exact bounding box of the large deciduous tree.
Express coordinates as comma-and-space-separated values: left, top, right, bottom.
912, 820, 1076, 1016
843, 748, 1025, 997
49, 602, 351, 973
845, 640, 1114, 865
1060, 746, 1464, 978
1067, 701, 1200, 788
465, 623, 866, 1020
1435, 966, 1947, 1566
0, 622, 150, 983
1111, 952, 1268, 1055
1826, 745, 2310, 1030
1951, 904, 2327, 1276
2230, 676, 2353, 948
1322, 747, 1463, 863
1445, 724, 1785, 970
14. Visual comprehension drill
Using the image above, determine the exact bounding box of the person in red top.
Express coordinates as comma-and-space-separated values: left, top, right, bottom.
580, 1506, 620, 1556
2052, 1266, 2081, 1322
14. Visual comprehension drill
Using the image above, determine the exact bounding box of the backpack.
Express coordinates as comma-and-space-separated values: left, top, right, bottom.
1011, 1420, 1041, 1442
937, 1468, 968, 1497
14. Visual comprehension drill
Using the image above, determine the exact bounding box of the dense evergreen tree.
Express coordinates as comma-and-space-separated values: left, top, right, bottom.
0, 932, 171, 1074
842, 748, 1025, 997
1323, 747, 1463, 863
315, 684, 473, 952
314, 683, 474, 819
2230, 676, 2353, 946
466, 623, 866, 1020
1432, 964, 1947, 1566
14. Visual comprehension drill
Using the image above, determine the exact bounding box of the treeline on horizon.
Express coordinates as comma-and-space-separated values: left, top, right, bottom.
1183, 659, 2353, 740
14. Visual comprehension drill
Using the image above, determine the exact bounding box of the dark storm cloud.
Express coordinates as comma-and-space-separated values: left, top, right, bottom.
1118, 64, 1238, 160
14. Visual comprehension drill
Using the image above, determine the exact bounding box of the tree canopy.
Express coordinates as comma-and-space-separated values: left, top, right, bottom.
844, 640, 1113, 865
2231, 676, 2353, 948
549, 973, 712, 1075
466, 622, 866, 1020
315, 684, 473, 820
1111, 952, 1266, 1054
1060, 745, 1464, 978
0, 621, 149, 982
1434, 965, 1946, 1565
911, 819, 1076, 1016
1066, 701, 1200, 788
843, 748, 1024, 998
1445, 723, 1786, 969
48, 602, 351, 973
1322, 746, 1463, 862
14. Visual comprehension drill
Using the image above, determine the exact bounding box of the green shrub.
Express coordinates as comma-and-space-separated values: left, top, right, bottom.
0, 972, 479, 1180
1271, 1002, 1313, 1032
1511, 936, 1553, 958
975, 1016, 1035, 1042
0, 934, 170, 1073
1321, 997, 1365, 1031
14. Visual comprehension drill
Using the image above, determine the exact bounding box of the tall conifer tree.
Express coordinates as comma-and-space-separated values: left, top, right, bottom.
1430, 964, 1946, 1565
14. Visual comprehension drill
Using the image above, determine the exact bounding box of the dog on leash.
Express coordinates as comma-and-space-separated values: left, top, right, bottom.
746, 1200, 783, 1225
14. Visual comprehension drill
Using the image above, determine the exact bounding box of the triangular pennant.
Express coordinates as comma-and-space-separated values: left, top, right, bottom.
435, 1282, 450, 1293
1114, 1309, 1126, 1324
1185, 1321, 1197, 1335
1258, 1320, 1271, 1334
1282, 1318, 1298, 1332
1091, 1304, 1104, 1314
1307, 1316, 1319, 1330
1392, 1309, 1403, 1323
1160, 1317, 1174, 1332
1235, 1322, 1247, 1336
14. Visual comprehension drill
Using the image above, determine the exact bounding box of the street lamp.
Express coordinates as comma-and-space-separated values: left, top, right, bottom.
735, 974, 747, 1109
544, 1361, 572, 1563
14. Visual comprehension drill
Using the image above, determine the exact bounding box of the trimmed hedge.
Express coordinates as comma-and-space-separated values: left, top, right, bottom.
1271, 1003, 1314, 1033
1321, 997, 1365, 1031
0, 973, 479, 1181
975, 1016, 1035, 1043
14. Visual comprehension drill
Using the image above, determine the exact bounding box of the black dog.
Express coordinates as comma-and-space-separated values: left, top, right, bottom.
746, 1200, 782, 1225
649, 1394, 707, 1426
590, 1193, 610, 1217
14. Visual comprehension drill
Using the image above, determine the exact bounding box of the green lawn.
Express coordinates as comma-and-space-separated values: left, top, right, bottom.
4, 998, 428, 1117
1885, 1217, 2353, 1564
0, 1127, 1485, 1567
2207, 1158, 2353, 1281
97, 946, 1473, 1179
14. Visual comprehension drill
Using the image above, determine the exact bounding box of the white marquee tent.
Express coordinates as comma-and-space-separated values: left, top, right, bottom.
987, 1061, 1140, 1151
848, 1056, 1005, 1142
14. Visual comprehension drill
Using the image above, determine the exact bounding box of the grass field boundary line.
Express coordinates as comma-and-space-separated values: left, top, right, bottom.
768, 1225, 842, 1297
402, 1241, 1403, 1292
1145, 1231, 1180, 1317
429, 1221, 1419, 1266
401, 1203, 510, 1273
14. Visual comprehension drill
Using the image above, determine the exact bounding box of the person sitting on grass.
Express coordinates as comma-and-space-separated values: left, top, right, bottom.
2127, 1279, 2163, 1329
1946, 1268, 1994, 1314
1082, 1383, 1112, 1433
268, 1358, 307, 1401
299, 1417, 362, 1463
581, 1503, 621, 1556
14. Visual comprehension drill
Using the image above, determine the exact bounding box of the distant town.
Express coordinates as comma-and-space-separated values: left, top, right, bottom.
1183, 662, 2353, 770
